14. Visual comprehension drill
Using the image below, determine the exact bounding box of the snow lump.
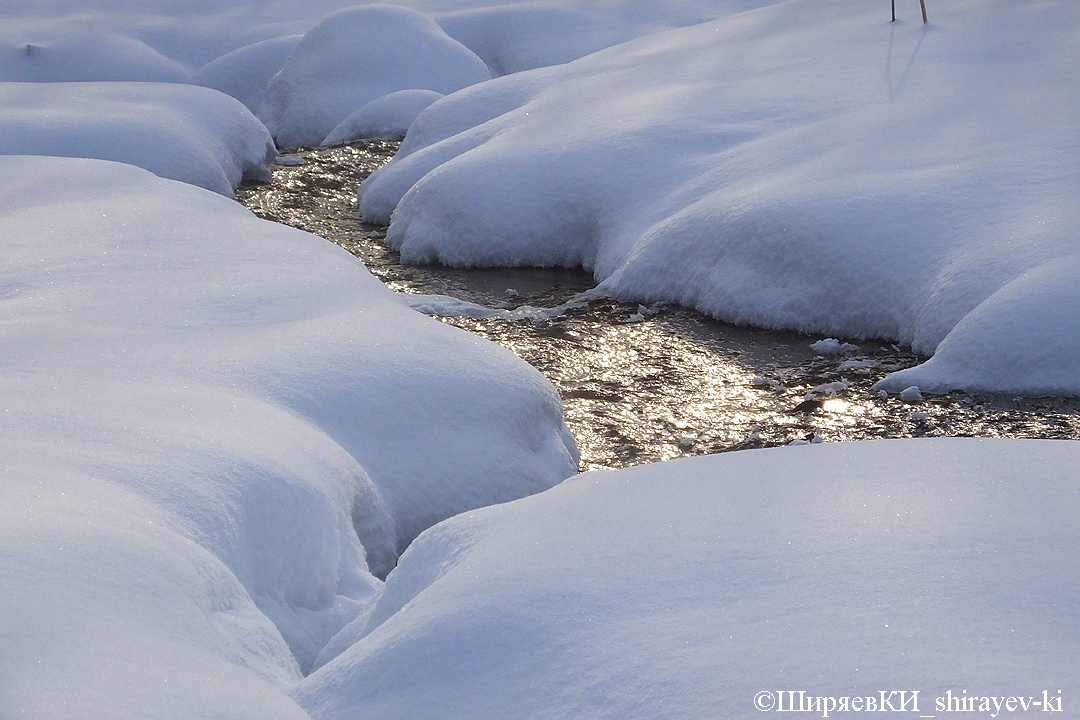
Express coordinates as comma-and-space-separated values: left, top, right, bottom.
258, 5, 490, 148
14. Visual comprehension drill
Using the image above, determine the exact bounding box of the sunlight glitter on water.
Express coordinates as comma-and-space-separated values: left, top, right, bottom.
239, 141, 1080, 472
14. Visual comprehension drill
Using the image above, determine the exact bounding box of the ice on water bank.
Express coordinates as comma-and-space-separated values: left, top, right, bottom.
0, 81, 275, 196
361, 0, 1080, 396
296, 438, 1080, 719
0, 155, 577, 713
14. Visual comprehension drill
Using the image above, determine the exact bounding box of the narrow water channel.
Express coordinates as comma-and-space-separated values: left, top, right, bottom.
238, 141, 1080, 471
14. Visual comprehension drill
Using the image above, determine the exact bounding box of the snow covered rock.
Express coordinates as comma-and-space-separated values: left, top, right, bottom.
191, 35, 302, 113
0, 81, 275, 196
322, 89, 445, 145
258, 5, 490, 148
360, 0, 1080, 395
0, 155, 578, 696
295, 438, 1080, 719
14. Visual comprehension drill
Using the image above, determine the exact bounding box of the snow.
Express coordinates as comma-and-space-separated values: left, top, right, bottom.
360, 0, 1080, 395
322, 89, 445, 145
899, 386, 924, 403
0, 81, 275, 195
191, 34, 302, 113
295, 438, 1080, 719
0, 29, 190, 83
257, 5, 491, 149
0, 155, 577, 711
3, 0, 1080, 716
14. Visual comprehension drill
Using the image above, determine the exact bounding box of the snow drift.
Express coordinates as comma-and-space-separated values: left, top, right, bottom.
0, 155, 578, 712
361, 0, 1080, 395
0, 81, 275, 195
296, 438, 1080, 719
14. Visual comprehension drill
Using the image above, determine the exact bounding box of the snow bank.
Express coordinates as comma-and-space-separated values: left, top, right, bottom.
361, 0, 1080, 395
322, 89, 445, 145
295, 438, 1080, 719
258, 5, 490, 148
0, 81, 275, 195
0, 155, 577, 705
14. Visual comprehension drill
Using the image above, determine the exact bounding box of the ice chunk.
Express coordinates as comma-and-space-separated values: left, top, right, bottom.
900, 386, 924, 403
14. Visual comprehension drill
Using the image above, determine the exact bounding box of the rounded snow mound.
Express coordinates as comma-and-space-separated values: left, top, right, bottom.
322, 89, 444, 145
0, 31, 189, 83
192, 35, 302, 113
258, 5, 490, 149
0, 81, 275, 196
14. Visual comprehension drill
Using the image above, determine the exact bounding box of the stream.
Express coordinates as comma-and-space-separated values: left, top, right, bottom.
238, 141, 1080, 471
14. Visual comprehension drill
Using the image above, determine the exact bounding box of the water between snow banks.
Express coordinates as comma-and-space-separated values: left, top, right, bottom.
238, 141, 1080, 471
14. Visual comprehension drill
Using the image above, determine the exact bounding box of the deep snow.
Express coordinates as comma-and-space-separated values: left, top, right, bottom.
0, 156, 577, 706
296, 438, 1080, 719
3, 0, 1080, 717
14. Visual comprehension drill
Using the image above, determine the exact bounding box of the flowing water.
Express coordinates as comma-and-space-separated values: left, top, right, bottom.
238, 141, 1080, 471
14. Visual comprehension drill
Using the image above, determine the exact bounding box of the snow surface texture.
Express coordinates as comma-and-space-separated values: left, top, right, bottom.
322, 89, 445, 145
0, 81, 275, 196
361, 0, 1080, 396
0, 156, 577, 698
257, 5, 490, 149
296, 438, 1080, 719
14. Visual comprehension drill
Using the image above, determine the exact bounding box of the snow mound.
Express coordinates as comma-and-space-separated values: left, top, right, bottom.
360, 0, 1080, 395
0, 30, 189, 82
191, 35, 302, 113
0, 155, 578, 702
0, 81, 275, 196
323, 89, 445, 145
295, 438, 1080, 719
258, 5, 490, 149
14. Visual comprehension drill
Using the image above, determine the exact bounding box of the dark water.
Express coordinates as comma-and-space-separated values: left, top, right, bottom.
239, 142, 1080, 471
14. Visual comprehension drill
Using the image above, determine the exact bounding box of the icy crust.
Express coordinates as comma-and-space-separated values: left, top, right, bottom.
0, 81, 275, 196
295, 438, 1080, 719
257, 5, 490, 149
0, 156, 578, 698
361, 0, 1080, 396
